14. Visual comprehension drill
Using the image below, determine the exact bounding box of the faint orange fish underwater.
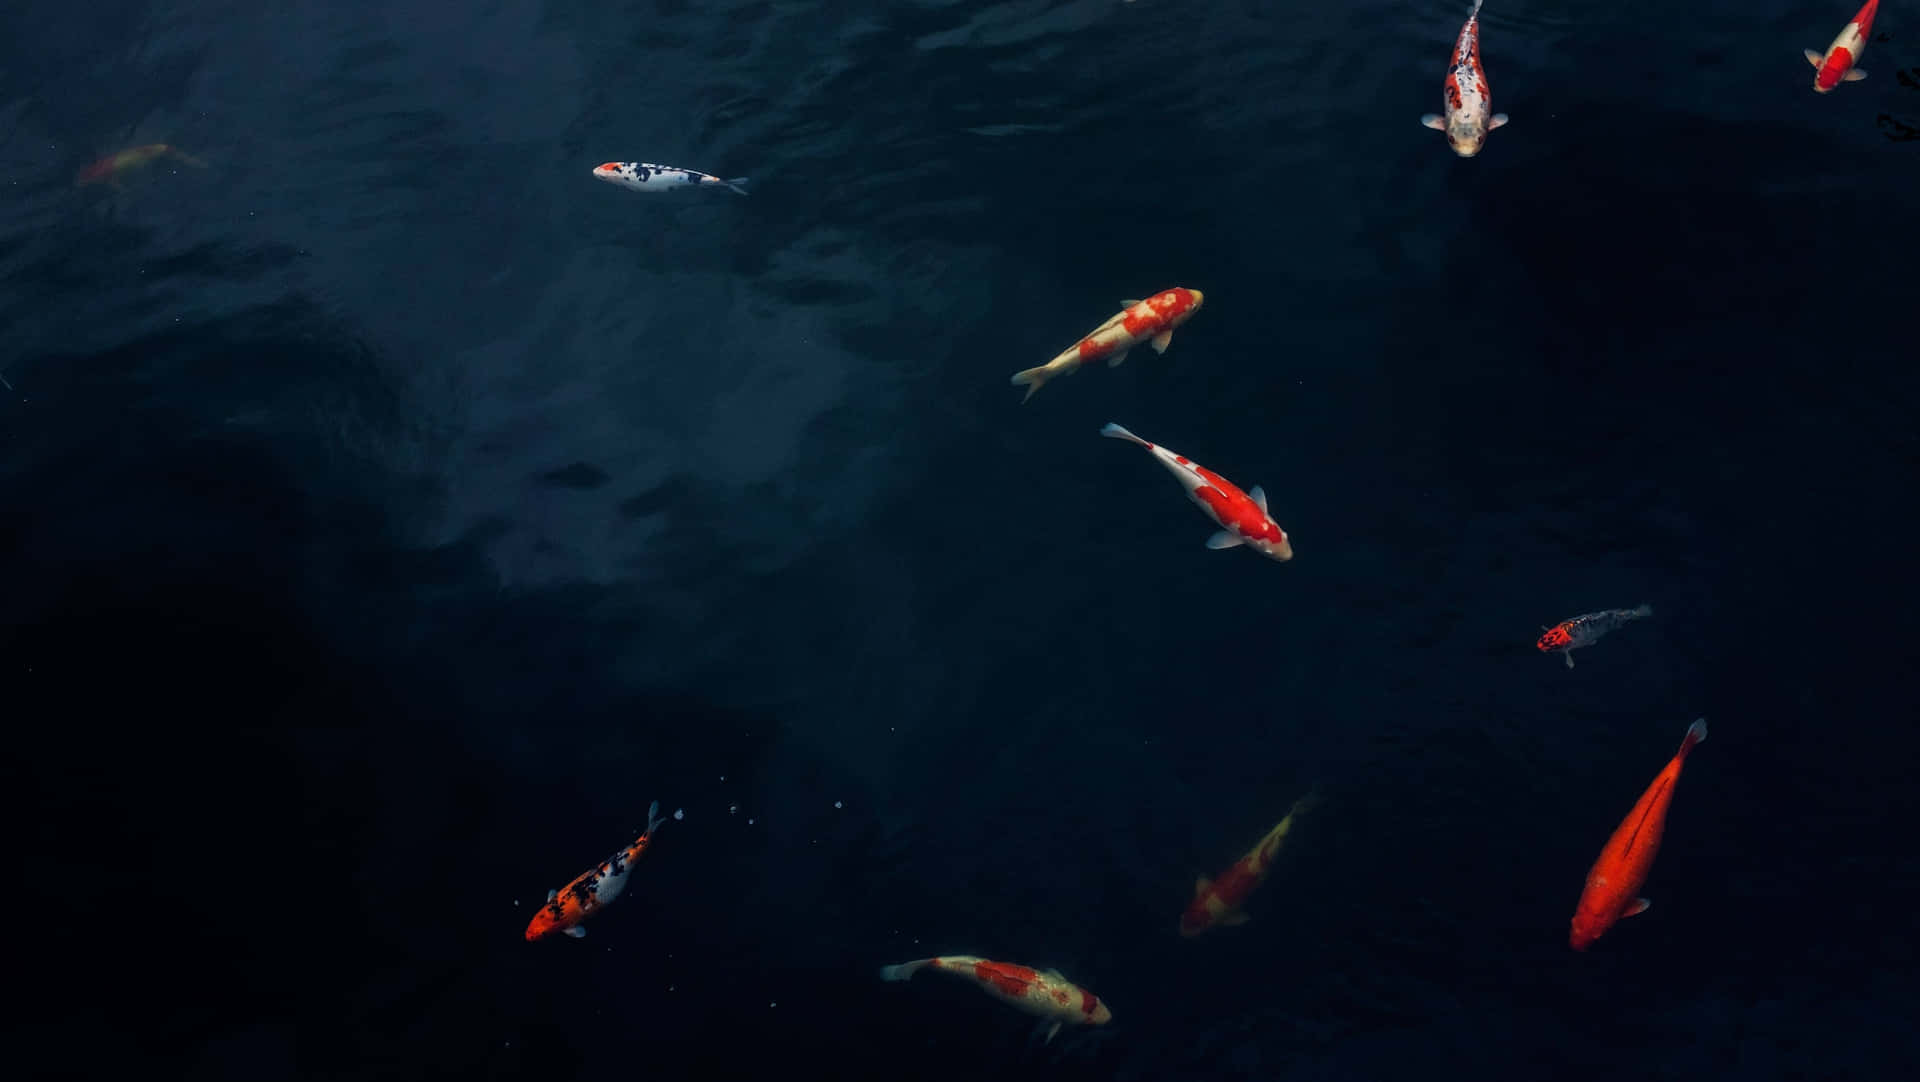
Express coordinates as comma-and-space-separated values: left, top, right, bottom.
75, 143, 205, 188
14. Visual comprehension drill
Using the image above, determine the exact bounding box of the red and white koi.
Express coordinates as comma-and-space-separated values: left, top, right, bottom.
524, 800, 676, 942
1099, 423, 1292, 561
592, 161, 749, 195
879, 955, 1112, 1042
1536, 603, 1652, 669
1180, 792, 1315, 938
1421, 0, 1508, 157
1009, 288, 1204, 403
1569, 719, 1708, 951
1805, 0, 1878, 93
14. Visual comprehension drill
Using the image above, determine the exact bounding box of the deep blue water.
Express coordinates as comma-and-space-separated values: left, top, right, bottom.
6, 1, 1920, 1079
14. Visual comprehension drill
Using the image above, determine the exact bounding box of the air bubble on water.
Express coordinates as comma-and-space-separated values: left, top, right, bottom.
729, 803, 739, 815
834, 801, 843, 809
673, 809, 685, 820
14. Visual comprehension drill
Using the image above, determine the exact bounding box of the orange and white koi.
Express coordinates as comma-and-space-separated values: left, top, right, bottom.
879, 955, 1112, 1042
1421, 0, 1508, 157
1180, 792, 1315, 938
1535, 603, 1652, 669
524, 800, 675, 942
75, 144, 205, 188
592, 161, 748, 194
1009, 288, 1204, 403
1569, 719, 1708, 951
1806, 0, 1878, 93
1099, 422, 1292, 561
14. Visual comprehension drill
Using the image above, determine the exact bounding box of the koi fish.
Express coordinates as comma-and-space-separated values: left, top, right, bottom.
1099, 423, 1292, 561
1805, 0, 1878, 93
1536, 603, 1652, 669
1421, 0, 1508, 157
1008, 288, 1204, 403
75, 144, 205, 188
592, 161, 749, 195
524, 800, 674, 941
879, 955, 1112, 1042
1180, 792, 1315, 938
1570, 718, 1708, 951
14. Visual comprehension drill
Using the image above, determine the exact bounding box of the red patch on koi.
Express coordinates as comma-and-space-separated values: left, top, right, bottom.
973, 961, 1035, 996
1121, 309, 1160, 337
1537, 625, 1574, 651
1820, 47, 1854, 88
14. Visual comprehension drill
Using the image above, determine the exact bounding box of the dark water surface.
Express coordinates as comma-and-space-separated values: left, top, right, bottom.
5, 1, 1919, 1079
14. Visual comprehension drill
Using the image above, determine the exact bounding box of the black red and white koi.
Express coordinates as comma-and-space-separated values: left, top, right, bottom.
524, 800, 677, 941
592, 161, 749, 195
1536, 604, 1652, 669
1421, 0, 1508, 157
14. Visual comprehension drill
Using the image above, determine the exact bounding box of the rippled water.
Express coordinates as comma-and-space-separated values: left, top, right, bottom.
6, 1, 1919, 1079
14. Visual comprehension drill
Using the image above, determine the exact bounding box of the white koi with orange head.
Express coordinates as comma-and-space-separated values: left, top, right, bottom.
1805, 0, 1877, 93
879, 955, 1111, 1043
1010, 287, 1204, 403
1422, 0, 1508, 157
1100, 423, 1292, 561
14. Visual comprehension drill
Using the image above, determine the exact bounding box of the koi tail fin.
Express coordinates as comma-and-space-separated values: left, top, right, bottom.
1468, 0, 1484, 18
1679, 718, 1707, 757
879, 959, 934, 982
1099, 422, 1151, 448
725, 177, 749, 196
644, 800, 670, 836
1289, 786, 1322, 820
0, 371, 12, 391
1631, 603, 1654, 619
173, 151, 208, 169
1010, 365, 1052, 403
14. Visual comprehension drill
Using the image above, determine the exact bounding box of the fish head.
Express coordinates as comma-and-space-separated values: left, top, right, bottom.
1247, 521, 1292, 562
1568, 917, 1598, 952
1445, 118, 1489, 157
1177, 904, 1212, 938
523, 912, 559, 942
1088, 997, 1113, 1025
1536, 626, 1572, 652
592, 161, 644, 188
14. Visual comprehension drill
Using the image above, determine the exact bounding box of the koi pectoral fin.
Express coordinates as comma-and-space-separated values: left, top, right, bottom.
563, 925, 586, 938
1804, 48, 1824, 67
1623, 898, 1650, 918
1845, 68, 1868, 82
1421, 114, 1445, 130
1107, 348, 1131, 368
1563, 652, 1575, 669
1207, 531, 1244, 550
1150, 329, 1173, 354
1222, 911, 1250, 926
